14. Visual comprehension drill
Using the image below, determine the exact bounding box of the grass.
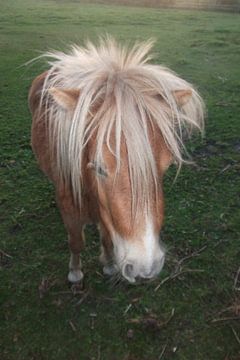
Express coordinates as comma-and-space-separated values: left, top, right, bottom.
0, 0, 240, 359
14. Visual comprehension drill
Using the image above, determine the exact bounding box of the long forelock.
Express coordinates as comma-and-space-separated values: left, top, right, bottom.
40, 37, 205, 210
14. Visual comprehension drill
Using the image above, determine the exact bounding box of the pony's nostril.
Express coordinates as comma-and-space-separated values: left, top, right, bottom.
122, 263, 135, 281
140, 258, 165, 279
124, 263, 134, 277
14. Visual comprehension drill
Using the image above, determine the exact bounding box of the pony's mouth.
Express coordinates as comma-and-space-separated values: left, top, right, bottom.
103, 262, 158, 284
122, 273, 159, 284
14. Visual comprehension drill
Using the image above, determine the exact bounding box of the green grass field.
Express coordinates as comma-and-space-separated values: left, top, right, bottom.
0, 0, 240, 359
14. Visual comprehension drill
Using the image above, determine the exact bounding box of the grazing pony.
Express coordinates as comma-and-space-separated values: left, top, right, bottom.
29, 38, 204, 284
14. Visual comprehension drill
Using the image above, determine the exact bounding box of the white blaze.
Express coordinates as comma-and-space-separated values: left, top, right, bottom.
112, 217, 165, 282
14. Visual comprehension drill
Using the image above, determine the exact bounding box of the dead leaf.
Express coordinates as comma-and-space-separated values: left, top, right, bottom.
127, 329, 134, 339
38, 277, 57, 299
127, 309, 175, 331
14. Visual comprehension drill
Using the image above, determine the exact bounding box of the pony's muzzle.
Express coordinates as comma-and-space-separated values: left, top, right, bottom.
122, 257, 165, 284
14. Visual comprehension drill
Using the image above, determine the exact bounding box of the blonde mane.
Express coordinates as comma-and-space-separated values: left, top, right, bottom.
40, 37, 205, 209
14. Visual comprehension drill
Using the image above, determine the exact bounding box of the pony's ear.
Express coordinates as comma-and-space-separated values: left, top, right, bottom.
172, 89, 192, 107
48, 87, 80, 110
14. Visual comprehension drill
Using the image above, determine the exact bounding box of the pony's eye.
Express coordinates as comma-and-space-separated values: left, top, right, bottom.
96, 165, 107, 178
87, 162, 108, 178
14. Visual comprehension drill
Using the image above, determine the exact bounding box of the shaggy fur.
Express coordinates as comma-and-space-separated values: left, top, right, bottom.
38, 37, 205, 210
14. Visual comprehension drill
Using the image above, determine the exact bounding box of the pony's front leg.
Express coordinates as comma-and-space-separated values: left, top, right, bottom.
56, 187, 84, 283
99, 224, 118, 276
68, 235, 84, 283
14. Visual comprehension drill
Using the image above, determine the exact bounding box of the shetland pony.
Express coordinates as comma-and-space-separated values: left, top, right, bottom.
29, 38, 204, 284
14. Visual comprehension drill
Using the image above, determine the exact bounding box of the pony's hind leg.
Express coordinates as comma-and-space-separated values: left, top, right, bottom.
57, 187, 84, 283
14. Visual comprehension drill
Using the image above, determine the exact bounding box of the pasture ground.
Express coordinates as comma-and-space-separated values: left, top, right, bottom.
0, 0, 240, 359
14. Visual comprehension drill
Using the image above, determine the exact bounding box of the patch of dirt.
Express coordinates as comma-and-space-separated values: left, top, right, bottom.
8, 223, 22, 235
193, 139, 240, 159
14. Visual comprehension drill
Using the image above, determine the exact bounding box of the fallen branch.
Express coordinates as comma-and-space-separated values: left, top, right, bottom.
154, 269, 204, 292
177, 245, 207, 268
155, 245, 207, 292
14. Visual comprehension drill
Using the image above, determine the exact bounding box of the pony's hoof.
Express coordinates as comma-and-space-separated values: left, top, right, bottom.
103, 264, 118, 276
68, 269, 84, 283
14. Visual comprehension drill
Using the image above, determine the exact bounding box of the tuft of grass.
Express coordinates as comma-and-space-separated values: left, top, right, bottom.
0, 0, 239, 359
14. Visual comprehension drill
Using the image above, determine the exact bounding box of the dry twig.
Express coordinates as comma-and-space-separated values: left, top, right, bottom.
69, 320, 77, 332
155, 245, 207, 292
128, 308, 175, 331
97, 345, 101, 360
38, 277, 57, 299
0, 249, 12, 258
154, 269, 204, 292
231, 326, 240, 345
219, 164, 231, 174
74, 291, 89, 307
177, 245, 207, 269
234, 267, 240, 291
159, 343, 168, 359
211, 316, 240, 324
124, 303, 132, 315
52, 290, 72, 295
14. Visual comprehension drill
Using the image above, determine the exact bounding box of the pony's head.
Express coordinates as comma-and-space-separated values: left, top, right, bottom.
42, 37, 205, 283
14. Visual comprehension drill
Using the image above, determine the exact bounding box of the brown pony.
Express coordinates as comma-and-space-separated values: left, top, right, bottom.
29, 38, 204, 284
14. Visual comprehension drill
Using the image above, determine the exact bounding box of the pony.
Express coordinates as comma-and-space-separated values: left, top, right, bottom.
29, 37, 204, 284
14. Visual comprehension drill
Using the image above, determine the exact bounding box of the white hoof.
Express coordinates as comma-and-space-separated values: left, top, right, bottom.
68, 269, 84, 283
103, 264, 118, 276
